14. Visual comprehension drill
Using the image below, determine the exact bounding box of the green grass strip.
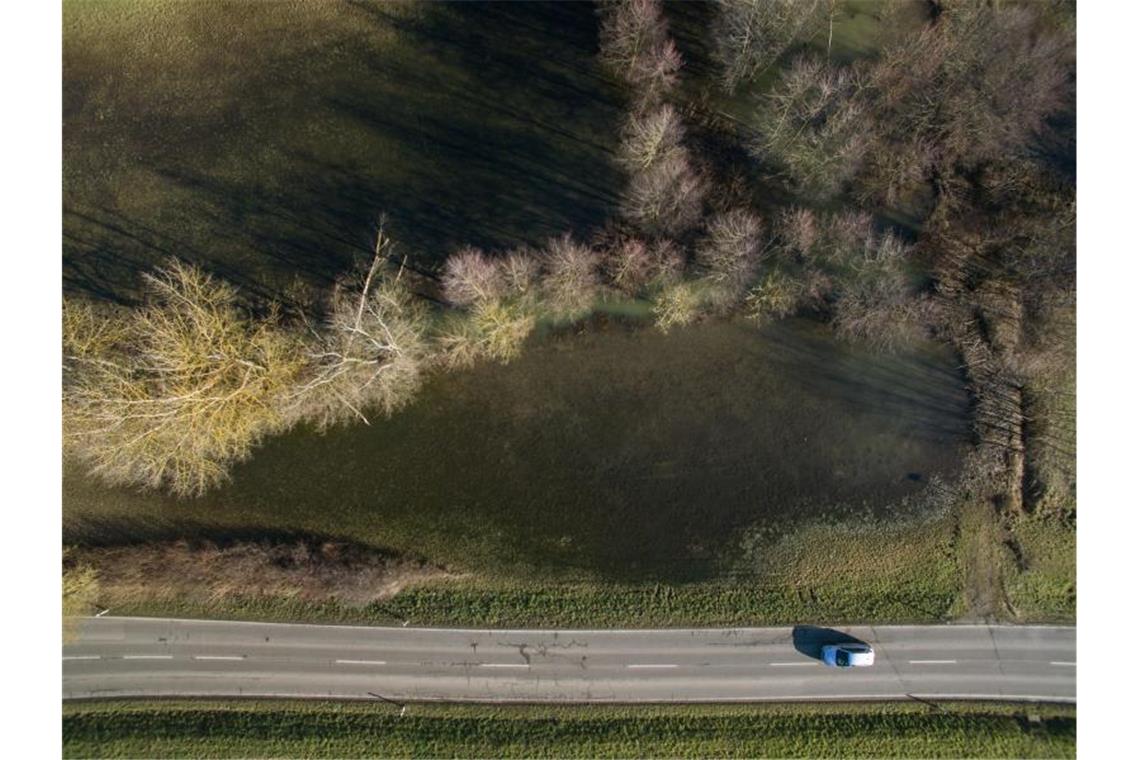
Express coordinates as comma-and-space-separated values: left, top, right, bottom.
103, 575, 959, 629
63, 700, 1075, 759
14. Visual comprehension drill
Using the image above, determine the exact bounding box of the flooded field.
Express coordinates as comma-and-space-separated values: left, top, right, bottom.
65, 317, 971, 580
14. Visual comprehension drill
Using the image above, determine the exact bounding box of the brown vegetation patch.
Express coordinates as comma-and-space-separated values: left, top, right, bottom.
70, 538, 453, 608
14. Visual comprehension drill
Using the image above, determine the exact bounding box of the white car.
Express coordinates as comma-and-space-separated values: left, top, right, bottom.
821, 643, 875, 667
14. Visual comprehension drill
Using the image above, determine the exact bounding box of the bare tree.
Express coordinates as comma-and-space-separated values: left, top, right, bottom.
598, 0, 666, 76
774, 206, 819, 257
752, 56, 870, 200
436, 298, 537, 370
861, 2, 1072, 205
695, 208, 766, 293
629, 37, 682, 109
744, 267, 803, 322
617, 103, 686, 172
620, 152, 707, 236
816, 209, 875, 264
832, 231, 927, 350
497, 247, 541, 297
603, 236, 654, 296
541, 233, 601, 319
647, 238, 686, 285
598, 0, 682, 108
438, 246, 540, 369
63, 261, 306, 496
441, 246, 505, 307
290, 231, 433, 430
711, 0, 822, 92
652, 280, 702, 332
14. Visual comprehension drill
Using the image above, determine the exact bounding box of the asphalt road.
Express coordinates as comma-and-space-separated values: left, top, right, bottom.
63, 618, 1075, 703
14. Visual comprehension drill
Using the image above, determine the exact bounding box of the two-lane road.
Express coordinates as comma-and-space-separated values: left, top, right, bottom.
63, 618, 1075, 703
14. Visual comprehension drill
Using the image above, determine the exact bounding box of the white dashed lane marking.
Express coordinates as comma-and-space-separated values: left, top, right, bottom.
336, 659, 387, 666
479, 663, 529, 669
627, 664, 679, 669
193, 655, 245, 661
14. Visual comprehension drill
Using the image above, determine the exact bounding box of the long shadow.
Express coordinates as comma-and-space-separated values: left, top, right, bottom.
756, 321, 973, 443
63, 0, 624, 302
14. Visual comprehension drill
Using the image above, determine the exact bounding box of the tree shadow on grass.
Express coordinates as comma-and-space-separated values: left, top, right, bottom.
63, 1, 624, 303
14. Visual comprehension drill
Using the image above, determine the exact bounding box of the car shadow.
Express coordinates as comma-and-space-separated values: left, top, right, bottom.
792, 625, 868, 661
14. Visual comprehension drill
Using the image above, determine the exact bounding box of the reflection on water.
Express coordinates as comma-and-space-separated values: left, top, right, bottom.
65, 318, 971, 581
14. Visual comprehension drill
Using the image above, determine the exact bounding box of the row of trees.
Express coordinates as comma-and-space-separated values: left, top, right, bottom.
600, 0, 708, 238
597, 0, 928, 341
63, 223, 697, 496
600, 0, 774, 331
64, 230, 436, 496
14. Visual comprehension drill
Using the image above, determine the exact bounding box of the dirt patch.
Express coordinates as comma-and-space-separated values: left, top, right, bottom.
70, 538, 455, 608
956, 497, 1016, 621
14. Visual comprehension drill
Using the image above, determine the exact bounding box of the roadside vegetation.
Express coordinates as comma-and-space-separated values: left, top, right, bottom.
62, 548, 99, 642
64, 516, 961, 628
63, 700, 1075, 759
62, 0, 1075, 627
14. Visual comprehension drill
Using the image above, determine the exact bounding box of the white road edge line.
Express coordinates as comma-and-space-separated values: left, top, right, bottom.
1050, 661, 1076, 666
63, 690, 1077, 705
63, 656, 100, 661
123, 655, 172, 660
910, 660, 958, 664
193, 655, 245, 661
335, 659, 387, 666
96, 615, 1078, 635
627, 664, 679, 669
479, 663, 529, 669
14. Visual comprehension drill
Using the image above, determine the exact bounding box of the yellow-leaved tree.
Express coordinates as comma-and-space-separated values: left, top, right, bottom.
63, 260, 306, 497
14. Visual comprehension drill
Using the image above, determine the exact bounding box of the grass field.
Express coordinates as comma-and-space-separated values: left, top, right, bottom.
62, 700, 1076, 759
73, 494, 964, 628
1007, 514, 1077, 622
62, 0, 1074, 629
64, 0, 624, 302
62, 314, 1071, 627
64, 317, 970, 582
